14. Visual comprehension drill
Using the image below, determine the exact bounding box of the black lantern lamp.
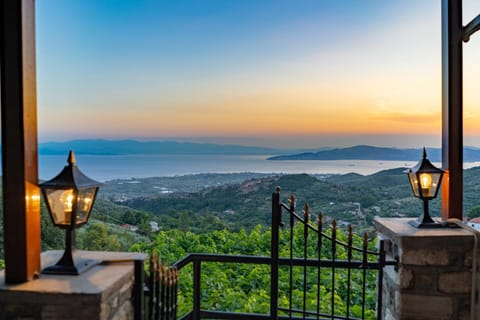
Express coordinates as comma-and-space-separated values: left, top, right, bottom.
40, 150, 102, 275
405, 148, 445, 228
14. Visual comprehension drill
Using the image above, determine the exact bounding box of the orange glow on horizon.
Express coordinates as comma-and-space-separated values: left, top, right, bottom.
43, 77, 445, 138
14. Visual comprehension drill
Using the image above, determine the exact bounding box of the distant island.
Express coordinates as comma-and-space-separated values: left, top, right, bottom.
268, 145, 480, 162
36, 139, 291, 155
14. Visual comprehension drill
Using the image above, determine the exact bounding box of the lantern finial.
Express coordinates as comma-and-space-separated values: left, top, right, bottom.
422, 147, 427, 160
68, 150, 76, 165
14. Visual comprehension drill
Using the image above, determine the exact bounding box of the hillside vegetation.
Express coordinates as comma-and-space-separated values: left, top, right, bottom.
117, 169, 434, 232
2, 168, 480, 317
3, 166, 480, 263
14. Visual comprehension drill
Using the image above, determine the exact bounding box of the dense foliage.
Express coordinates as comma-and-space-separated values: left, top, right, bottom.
130, 224, 378, 319
119, 171, 445, 232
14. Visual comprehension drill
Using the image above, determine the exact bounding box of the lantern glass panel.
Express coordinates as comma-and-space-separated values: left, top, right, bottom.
76, 188, 97, 224
44, 188, 75, 226
408, 172, 420, 197
419, 172, 442, 198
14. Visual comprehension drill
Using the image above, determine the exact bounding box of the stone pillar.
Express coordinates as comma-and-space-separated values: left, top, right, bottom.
375, 218, 475, 320
0, 251, 146, 320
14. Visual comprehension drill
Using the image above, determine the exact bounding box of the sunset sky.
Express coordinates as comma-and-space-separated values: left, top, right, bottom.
36, 0, 480, 148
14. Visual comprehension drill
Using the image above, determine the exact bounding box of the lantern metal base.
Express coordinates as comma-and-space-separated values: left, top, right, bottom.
409, 199, 447, 228
42, 257, 100, 275
41, 228, 101, 275
408, 218, 444, 228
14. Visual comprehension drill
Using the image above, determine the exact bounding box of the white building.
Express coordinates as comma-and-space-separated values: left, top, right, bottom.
150, 221, 160, 232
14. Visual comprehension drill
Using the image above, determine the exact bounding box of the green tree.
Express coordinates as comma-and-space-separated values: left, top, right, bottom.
78, 223, 121, 251
129, 223, 378, 319
41, 205, 64, 251
468, 205, 480, 219
359, 195, 377, 208
121, 210, 139, 225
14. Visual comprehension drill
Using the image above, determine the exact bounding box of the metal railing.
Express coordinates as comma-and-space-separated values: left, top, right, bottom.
136, 188, 396, 319
272, 189, 393, 320
144, 250, 179, 320
173, 253, 272, 320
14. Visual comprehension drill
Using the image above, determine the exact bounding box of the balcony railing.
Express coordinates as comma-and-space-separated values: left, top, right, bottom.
137, 188, 396, 320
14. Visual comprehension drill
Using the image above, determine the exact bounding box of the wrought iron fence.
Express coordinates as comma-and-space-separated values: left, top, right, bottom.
132, 249, 180, 320
271, 188, 392, 319
144, 249, 179, 320
135, 188, 396, 319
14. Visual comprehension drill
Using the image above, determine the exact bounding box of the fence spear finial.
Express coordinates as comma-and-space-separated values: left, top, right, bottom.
363, 232, 369, 248
304, 203, 309, 221
289, 193, 295, 211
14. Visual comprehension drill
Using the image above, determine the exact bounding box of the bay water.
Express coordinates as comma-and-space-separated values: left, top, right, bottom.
36, 154, 480, 182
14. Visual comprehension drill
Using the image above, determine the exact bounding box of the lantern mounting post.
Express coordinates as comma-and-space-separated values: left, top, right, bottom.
441, 1, 480, 220
1, 0, 41, 284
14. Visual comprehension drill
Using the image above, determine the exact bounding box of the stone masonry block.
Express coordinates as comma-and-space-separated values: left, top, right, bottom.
402, 249, 449, 266
111, 301, 133, 320
4, 304, 40, 319
119, 279, 132, 296
394, 291, 400, 315
100, 268, 134, 303
118, 282, 133, 305
383, 308, 396, 320
413, 269, 435, 292
41, 304, 98, 320
100, 302, 112, 320
112, 295, 119, 309
458, 308, 470, 320
399, 267, 413, 289
384, 265, 399, 287
400, 294, 454, 320
438, 271, 472, 294
464, 251, 472, 268
463, 249, 480, 269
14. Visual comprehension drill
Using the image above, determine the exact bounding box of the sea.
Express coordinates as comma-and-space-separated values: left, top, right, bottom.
35, 154, 480, 182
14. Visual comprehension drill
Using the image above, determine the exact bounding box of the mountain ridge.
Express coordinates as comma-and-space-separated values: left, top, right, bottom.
268, 145, 480, 162
37, 139, 291, 155
3, 139, 479, 162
